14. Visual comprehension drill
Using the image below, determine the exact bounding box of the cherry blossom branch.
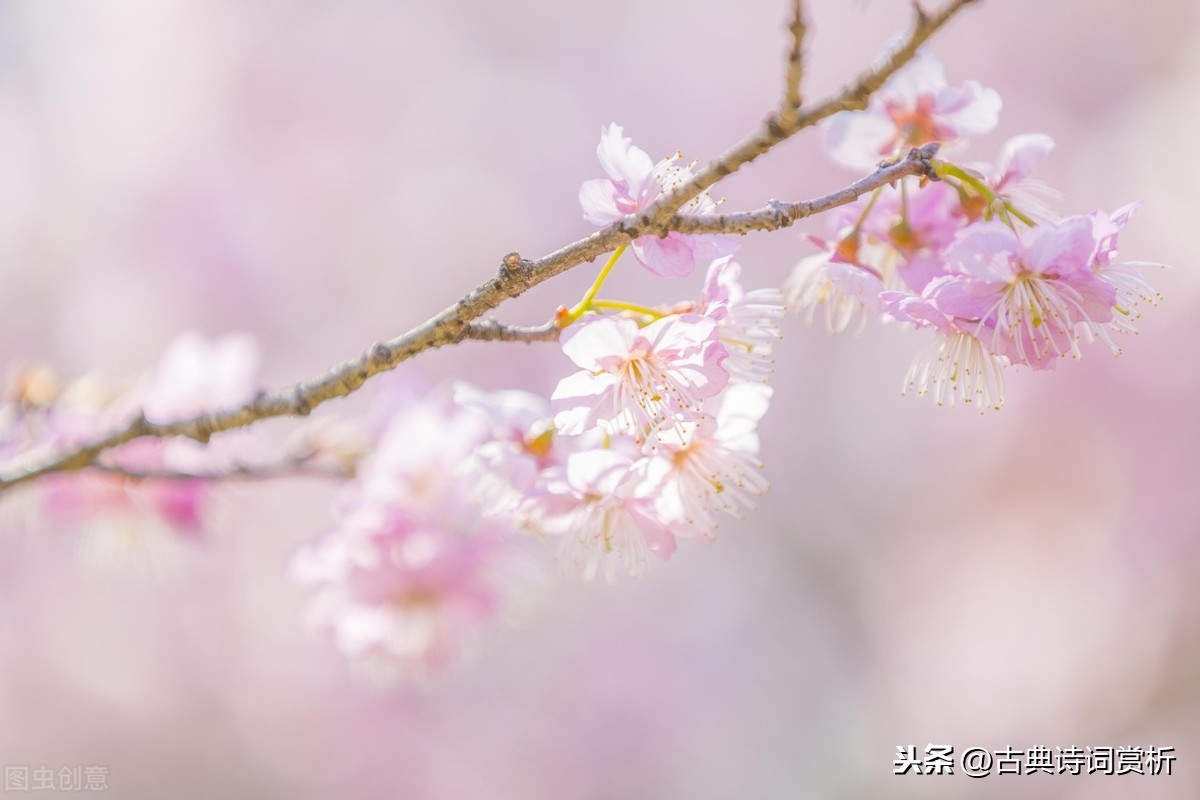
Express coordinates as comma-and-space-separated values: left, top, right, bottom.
91, 455, 351, 483
640, 0, 979, 227
462, 319, 560, 344
0, 0, 979, 494
671, 143, 940, 235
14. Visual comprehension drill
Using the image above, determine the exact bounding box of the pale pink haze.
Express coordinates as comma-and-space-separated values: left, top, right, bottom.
140, 332, 262, 423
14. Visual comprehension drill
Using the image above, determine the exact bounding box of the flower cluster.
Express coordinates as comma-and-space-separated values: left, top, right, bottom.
789, 50, 1161, 410
540, 253, 782, 581
291, 387, 541, 682
0, 42, 1169, 684
294, 129, 788, 668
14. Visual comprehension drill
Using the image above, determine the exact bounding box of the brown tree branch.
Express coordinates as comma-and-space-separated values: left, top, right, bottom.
91, 456, 351, 483
642, 0, 979, 226
782, 0, 808, 118
671, 144, 940, 235
462, 319, 560, 344
0, 0, 979, 494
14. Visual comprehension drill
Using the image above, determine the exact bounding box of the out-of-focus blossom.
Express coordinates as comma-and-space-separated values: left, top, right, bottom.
984, 133, 1059, 220
293, 386, 546, 681
579, 124, 737, 277
551, 313, 730, 440
30, 333, 265, 567
140, 332, 261, 423
822, 50, 1001, 171
292, 503, 504, 684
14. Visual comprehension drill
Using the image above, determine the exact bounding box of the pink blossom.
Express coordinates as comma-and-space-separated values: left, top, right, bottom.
960, 133, 1059, 221
533, 448, 679, 582
698, 257, 785, 383
293, 385, 544, 681
1086, 202, 1162, 341
292, 504, 503, 683
991, 133, 1055, 197
928, 217, 1117, 368
353, 391, 490, 513
642, 382, 772, 536
785, 250, 885, 335
883, 293, 1006, 410
860, 180, 970, 292
453, 383, 557, 515
552, 314, 730, 440
822, 50, 1001, 171
579, 124, 737, 277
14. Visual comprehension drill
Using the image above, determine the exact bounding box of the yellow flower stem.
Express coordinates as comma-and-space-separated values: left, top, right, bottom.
561, 244, 628, 325
1004, 200, 1037, 228
932, 160, 1037, 228
850, 186, 884, 238
590, 299, 666, 319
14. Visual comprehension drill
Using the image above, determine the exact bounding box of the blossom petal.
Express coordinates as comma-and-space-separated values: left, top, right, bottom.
1023, 216, 1096, 276
821, 111, 897, 171
560, 315, 637, 370
579, 179, 623, 226
994, 133, 1055, 191
596, 124, 655, 195
631, 234, 697, 278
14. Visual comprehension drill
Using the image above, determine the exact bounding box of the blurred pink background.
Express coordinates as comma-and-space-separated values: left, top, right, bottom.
1, 0, 1198, 797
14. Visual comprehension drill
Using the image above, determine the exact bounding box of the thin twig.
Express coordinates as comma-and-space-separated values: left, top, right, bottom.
642, 0, 978, 227
90, 459, 351, 483
0, 0, 979, 493
782, 0, 808, 117
87, 446, 352, 483
672, 144, 939, 235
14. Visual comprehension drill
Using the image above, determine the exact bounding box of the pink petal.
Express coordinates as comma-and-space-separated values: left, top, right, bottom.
1023, 216, 1095, 276
559, 315, 637, 370
933, 81, 1001, 138
579, 179, 623, 226
565, 449, 634, 496
994, 133, 1055, 191
924, 275, 1001, 322
821, 111, 898, 171
882, 50, 949, 105
550, 371, 616, 435
631, 234, 697, 278
946, 221, 1020, 281
642, 315, 716, 357
596, 124, 655, 195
